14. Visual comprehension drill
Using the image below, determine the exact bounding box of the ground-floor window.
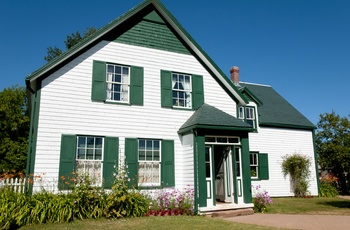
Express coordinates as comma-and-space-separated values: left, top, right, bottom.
76, 136, 103, 186
250, 152, 258, 178
138, 139, 161, 186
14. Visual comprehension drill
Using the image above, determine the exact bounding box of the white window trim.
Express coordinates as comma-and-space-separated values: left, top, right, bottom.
75, 136, 104, 186
106, 64, 130, 103
250, 152, 258, 179
172, 73, 192, 109
138, 139, 161, 186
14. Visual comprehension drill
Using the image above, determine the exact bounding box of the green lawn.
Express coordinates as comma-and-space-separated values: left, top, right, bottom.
269, 197, 350, 215
19, 197, 350, 230
20, 216, 277, 230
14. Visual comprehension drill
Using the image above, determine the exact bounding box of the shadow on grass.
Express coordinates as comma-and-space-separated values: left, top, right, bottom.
317, 200, 350, 209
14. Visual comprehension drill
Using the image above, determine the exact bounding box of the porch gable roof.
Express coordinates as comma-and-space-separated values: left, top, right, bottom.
178, 103, 254, 134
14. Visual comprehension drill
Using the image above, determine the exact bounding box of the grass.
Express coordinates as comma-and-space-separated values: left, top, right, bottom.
269, 196, 350, 215
20, 216, 277, 230
19, 196, 350, 230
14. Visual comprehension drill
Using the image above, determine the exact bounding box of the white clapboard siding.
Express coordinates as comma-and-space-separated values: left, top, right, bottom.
249, 127, 318, 196
33, 41, 236, 192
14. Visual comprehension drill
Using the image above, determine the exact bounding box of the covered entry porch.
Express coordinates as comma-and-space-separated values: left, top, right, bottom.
178, 104, 255, 213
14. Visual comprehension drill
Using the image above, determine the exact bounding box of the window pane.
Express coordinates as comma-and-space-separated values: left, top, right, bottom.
78, 137, 86, 148
86, 149, 94, 159
87, 137, 94, 148
122, 67, 129, 75
247, 119, 254, 127
95, 138, 103, 148
95, 149, 102, 160
139, 140, 145, 150
153, 150, 160, 161
138, 162, 146, 184
113, 92, 120, 101
146, 151, 153, 161
217, 137, 227, 143
205, 148, 210, 162
228, 138, 239, 143
152, 163, 160, 183
146, 140, 153, 150
154, 141, 160, 150
115, 66, 121, 74
206, 163, 211, 177
205, 137, 215, 143
77, 149, 85, 159
115, 75, 121, 83
112, 84, 119, 92
139, 150, 145, 160
107, 65, 114, 73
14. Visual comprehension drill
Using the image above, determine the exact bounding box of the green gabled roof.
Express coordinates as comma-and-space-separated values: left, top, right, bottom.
240, 83, 316, 130
26, 0, 248, 105
178, 103, 253, 134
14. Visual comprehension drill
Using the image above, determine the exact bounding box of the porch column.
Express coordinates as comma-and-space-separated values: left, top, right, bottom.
241, 134, 252, 203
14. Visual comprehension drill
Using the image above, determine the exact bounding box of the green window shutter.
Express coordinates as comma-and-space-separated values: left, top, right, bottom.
58, 135, 76, 190
161, 140, 175, 187
192, 74, 204, 109
91, 60, 106, 101
130, 66, 144, 105
258, 153, 269, 180
103, 137, 119, 189
160, 70, 173, 108
125, 138, 138, 188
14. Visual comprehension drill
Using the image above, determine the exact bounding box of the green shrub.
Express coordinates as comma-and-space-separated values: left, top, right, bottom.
70, 175, 106, 220
103, 165, 149, 218
320, 182, 339, 197
281, 153, 311, 197
319, 175, 339, 197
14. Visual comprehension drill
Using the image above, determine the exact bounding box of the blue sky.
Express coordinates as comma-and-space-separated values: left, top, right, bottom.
0, 0, 349, 125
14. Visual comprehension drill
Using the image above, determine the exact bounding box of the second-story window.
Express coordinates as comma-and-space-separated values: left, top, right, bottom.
172, 73, 192, 108
106, 64, 130, 102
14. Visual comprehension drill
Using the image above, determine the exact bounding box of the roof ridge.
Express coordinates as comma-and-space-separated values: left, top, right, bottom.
240, 81, 271, 87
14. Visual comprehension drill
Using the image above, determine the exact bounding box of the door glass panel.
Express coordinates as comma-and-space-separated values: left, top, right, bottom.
205, 147, 211, 177
235, 148, 241, 177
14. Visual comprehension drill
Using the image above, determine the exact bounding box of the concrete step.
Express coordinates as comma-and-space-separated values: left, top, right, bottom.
206, 208, 254, 218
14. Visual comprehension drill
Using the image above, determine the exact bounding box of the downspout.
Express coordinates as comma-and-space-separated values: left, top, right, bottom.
24, 79, 36, 194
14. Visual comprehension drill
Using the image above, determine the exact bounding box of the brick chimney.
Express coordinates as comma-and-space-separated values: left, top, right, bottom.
230, 66, 240, 86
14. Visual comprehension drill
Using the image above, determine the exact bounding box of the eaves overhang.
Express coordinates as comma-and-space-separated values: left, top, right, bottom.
178, 124, 255, 135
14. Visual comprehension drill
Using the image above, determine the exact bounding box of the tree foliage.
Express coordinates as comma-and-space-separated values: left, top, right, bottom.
281, 153, 311, 197
44, 27, 97, 62
316, 112, 350, 193
0, 86, 30, 173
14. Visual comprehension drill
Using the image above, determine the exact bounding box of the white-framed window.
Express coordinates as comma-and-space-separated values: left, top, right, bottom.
76, 136, 103, 186
172, 73, 192, 108
238, 106, 244, 119
250, 152, 258, 178
245, 107, 255, 128
205, 136, 240, 144
138, 139, 161, 186
238, 106, 256, 129
106, 64, 130, 102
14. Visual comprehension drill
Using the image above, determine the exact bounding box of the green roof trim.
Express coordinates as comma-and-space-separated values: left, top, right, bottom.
240, 83, 316, 130
25, 0, 248, 105
178, 103, 254, 134
239, 86, 263, 106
